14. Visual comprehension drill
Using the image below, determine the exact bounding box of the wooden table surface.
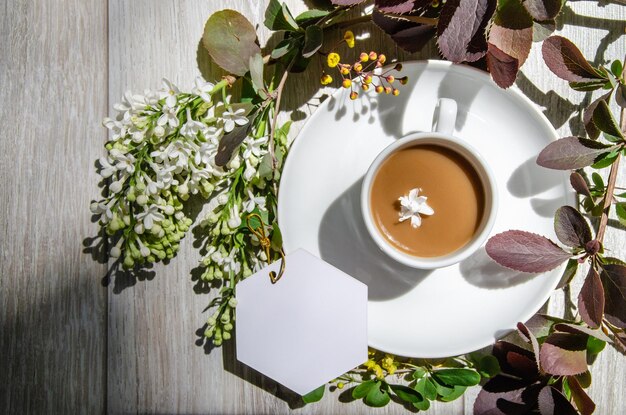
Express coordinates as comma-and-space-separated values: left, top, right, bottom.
1, 0, 625, 413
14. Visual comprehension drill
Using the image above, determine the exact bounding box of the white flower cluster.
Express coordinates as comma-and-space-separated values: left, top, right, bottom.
90, 77, 278, 270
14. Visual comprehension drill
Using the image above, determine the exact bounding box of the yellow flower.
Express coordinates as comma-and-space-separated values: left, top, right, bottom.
378, 54, 387, 65
369, 51, 378, 61
353, 62, 363, 72
344, 31, 355, 48
359, 52, 369, 63
327, 52, 340, 68
340, 65, 350, 76
375, 85, 384, 94
342, 79, 352, 88
392, 88, 400, 96
350, 91, 359, 100
320, 73, 333, 85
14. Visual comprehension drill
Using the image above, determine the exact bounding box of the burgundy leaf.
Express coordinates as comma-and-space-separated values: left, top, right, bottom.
569, 172, 591, 197
517, 322, 541, 373
600, 264, 626, 329
437, 0, 496, 63
372, 9, 436, 53
578, 267, 605, 328
536, 136, 617, 170
474, 376, 539, 415
330, 0, 366, 4
554, 205, 592, 248
592, 99, 625, 138
486, 43, 519, 88
215, 123, 252, 166
375, 0, 415, 14
542, 36, 606, 82
492, 341, 539, 380
538, 385, 578, 415
583, 92, 611, 139
523, 0, 563, 21
553, 323, 612, 343
567, 375, 596, 415
488, 24, 532, 68
486, 230, 571, 273
539, 333, 588, 376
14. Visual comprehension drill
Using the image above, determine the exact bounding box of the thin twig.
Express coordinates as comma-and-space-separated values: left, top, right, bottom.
268, 60, 294, 169
596, 106, 625, 243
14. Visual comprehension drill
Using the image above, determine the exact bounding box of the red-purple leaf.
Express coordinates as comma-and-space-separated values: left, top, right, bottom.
578, 267, 605, 328
569, 172, 591, 197
539, 333, 588, 376
486, 43, 519, 88
600, 264, 626, 329
486, 230, 571, 273
583, 92, 612, 139
372, 10, 435, 53
488, 24, 532, 68
553, 322, 612, 343
437, 0, 496, 63
592, 99, 625, 139
474, 376, 539, 415
203, 10, 261, 76
492, 341, 539, 380
536, 136, 616, 170
616, 83, 626, 108
554, 205, 592, 248
542, 36, 606, 82
567, 375, 596, 415
517, 322, 541, 373
523, 0, 563, 21
538, 385, 578, 415
375, 0, 416, 14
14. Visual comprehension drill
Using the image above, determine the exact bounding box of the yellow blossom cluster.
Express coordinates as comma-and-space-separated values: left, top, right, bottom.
319, 32, 407, 100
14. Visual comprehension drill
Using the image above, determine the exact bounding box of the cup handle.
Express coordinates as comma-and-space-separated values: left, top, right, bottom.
432, 98, 457, 135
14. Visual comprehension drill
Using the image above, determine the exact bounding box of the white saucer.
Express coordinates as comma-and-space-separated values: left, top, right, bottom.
278, 61, 573, 358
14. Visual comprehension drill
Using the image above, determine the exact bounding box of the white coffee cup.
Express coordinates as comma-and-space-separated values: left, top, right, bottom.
361, 98, 498, 269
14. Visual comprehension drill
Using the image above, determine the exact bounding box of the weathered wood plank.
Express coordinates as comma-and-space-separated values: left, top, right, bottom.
106, 1, 625, 414
0, 0, 108, 413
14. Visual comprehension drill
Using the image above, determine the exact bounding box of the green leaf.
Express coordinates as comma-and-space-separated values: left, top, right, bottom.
202, 10, 261, 76
302, 384, 325, 403
604, 132, 623, 143
248, 53, 265, 95
389, 384, 423, 404
271, 38, 296, 59
413, 397, 430, 410
433, 379, 455, 397
414, 377, 437, 400
295, 9, 330, 25
591, 172, 604, 189
302, 25, 323, 58
593, 100, 624, 139
264, 0, 299, 31
586, 336, 606, 356
616, 203, 626, 227
271, 223, 283, 251
412, 367, 427, 379
611, 60, 623, 77
365, 381, 391, 407
477, 355, 501, 378
440, 385, 467, 402
569, 80, 607, 91
558, 258, 579, 289
352, 380, 376, 399
591, 150, 620, 169
432, 368, 481, 387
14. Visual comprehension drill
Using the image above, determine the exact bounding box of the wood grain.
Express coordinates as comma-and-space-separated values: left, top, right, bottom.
0, 0, 108, 413
2, 0, 624, 413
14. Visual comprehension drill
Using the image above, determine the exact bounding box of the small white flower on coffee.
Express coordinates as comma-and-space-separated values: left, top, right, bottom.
398, 188, 434, 228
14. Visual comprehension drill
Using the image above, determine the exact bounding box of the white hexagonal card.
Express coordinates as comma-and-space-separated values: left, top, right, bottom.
236, 248, 368, 396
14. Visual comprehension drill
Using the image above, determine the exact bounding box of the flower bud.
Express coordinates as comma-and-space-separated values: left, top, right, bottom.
349, 91, 358, 100
378, 54, 386, 64
320, 73, 333, 85
134, 223, 144, 234
110, 180, 123, 194
110, 246, 121, 258
136, 194, 149, 206
353, 62, 363, 72
228, 297, 238, 308
359, 52, 369, 63
392, 88, 400, 96
375, 85, 384, 94
217, 193, 229, 205
222, 332, 231, 340
384, 86, 392, 94
90, 202, 100, 214
342, 79, 352, 88
368, 51, 377, 61
394, 63, 403, 71
327, 52, 340, 68
135, 181, 146, 192
228, 157, 241, 170
386, 75, 395, 83
154, 125, 165, 137
164, 205, 175, 216
178, 183, 189, 196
